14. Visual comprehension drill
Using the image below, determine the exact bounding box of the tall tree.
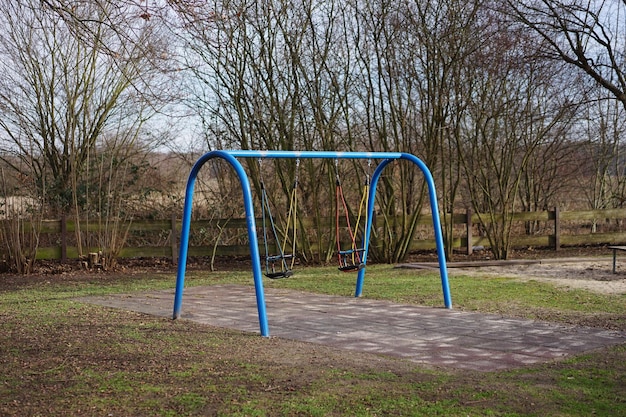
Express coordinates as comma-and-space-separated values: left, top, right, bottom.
507, 0, 626, 110
458, 15, 576, 259
407, 0, 484, 260
0, 0, 175, 265
171, 0, 356, 263
577, 96, 626, 213
0, 0, 172, 213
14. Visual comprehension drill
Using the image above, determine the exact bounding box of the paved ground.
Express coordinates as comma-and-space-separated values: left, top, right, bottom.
79, 284, 626, 372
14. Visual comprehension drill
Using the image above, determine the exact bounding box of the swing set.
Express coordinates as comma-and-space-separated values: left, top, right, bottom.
173, 150, 451, 337
259, 157, 371, 277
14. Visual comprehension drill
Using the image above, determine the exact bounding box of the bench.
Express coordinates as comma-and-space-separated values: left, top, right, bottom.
608, 246, 626, 273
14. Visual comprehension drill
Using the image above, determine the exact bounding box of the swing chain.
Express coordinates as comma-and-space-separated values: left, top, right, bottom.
293, 158, 300, 188
334, 159, 341, 185
258, 158, 265, 189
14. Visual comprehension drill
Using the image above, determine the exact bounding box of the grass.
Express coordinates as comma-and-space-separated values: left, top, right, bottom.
0, 264, 624, 416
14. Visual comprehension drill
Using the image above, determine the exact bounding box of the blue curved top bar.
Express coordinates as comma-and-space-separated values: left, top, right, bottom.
224, 150, 403, 159
172, 150, 452, 337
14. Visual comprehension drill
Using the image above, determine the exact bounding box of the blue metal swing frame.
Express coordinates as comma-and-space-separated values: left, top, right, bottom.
172, 150, 452, 337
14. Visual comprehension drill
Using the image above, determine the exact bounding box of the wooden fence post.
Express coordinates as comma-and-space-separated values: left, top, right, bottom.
170, 213, 178, 265
466, 208, 473, 256
554, 206, 560, 251
60, 213, 67, 262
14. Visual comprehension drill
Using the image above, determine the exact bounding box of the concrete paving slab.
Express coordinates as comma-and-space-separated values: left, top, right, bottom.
77, 284, 626, 372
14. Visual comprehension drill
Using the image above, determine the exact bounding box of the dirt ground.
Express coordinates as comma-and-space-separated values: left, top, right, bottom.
449, 258, 626, 295
399, 246, 625, 295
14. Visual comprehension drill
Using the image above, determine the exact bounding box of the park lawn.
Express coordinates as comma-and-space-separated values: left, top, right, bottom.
0, 264, 624, 416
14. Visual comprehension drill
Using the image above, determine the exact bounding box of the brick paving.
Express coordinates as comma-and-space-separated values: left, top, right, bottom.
79, 284, 626, 372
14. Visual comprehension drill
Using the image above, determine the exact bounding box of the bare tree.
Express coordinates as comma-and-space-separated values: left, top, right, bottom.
349, 0, 426, 262
345, 0, 487, 261
458, 18, 576, 260
577, 96, 626, 215
0, 0, 174, 266
501, 0, 626, 240
171, 0, 355, 263
507, 0, 626, 110
406, 0, 484, 260
169, 0, 607, 264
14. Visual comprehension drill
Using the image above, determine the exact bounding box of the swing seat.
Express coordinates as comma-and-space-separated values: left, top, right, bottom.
338, 247, 365, 272
265, 254, 295, 279
338, 264, 359, 272
265, 270, 293, 279
338, 262, 365, 272
338, 246, 366, 272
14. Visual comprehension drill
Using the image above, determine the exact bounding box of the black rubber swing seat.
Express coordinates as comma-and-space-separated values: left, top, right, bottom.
338, 263, 365, 272
265, 270, 293, 279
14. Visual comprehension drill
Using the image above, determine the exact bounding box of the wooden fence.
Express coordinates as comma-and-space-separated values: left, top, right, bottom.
24, 207, 626, 261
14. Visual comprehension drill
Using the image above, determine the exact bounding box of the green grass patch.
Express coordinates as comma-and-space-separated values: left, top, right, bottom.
0, 265, 624, 416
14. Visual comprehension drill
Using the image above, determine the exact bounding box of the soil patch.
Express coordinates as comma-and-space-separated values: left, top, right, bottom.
447, 258, 626, 295
401, 246, 626, 295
